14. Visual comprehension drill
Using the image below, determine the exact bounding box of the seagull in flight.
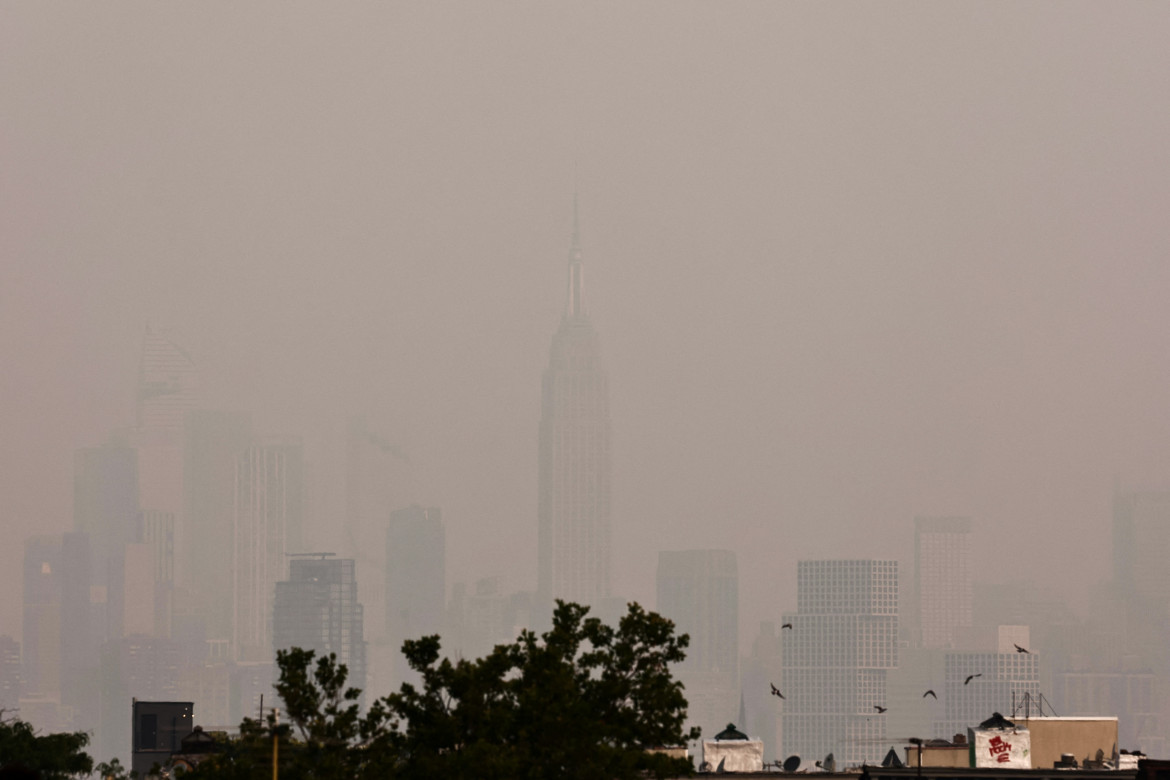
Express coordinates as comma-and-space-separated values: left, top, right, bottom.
782, 623, 793, 630
770, 683, 785, 699
964, 673, 983, 685
923, 690, 937, 699
873, 705, 888, 714
1014, 644, 1030, 654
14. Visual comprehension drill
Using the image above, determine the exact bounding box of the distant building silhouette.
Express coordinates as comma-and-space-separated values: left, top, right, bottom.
657, 550, 739, 748
0, 635, 20, 714
136, 325, 199, 435
1113, 490, 1170, 612
741, 621, 783, 761
232, 438, 303, 661
445, 578, 533, 662
385, 505, 444, 683
781, 559, 899, 767
183, 409, 253, 642
537, 200, 611, 611
74, 442, 140, 639
138, 510, 175, 638
914, 517, 972, 649
274, 556, 366, 696
21, 537, 63, 700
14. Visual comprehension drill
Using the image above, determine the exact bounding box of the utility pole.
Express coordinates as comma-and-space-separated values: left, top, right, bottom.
273, 708, 280, 780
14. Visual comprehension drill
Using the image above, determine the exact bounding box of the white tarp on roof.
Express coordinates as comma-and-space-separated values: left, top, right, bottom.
970, 727, 1032, 769
701, 740, 764, 773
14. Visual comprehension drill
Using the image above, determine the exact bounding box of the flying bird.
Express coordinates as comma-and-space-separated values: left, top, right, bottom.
923, 690, 937, 699
782, 623, 793, 630
964, 673, 982, 685
873, 705, 888, 713
1014, 644, 1030, 654
770, 683, 785, 699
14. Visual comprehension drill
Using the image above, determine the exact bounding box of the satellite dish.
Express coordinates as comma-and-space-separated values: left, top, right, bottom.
783, 755, 802, 772
823, 753, 836, 772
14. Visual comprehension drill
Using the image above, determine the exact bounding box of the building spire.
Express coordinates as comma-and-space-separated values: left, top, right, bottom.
566, 191, 585, 320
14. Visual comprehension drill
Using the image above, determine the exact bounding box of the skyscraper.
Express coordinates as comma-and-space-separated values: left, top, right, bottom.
274, 555, 366, 695
233, 438, 303, 661
1113, 490, 1170, 612
537, 201, 611, 610
74, 443, 140, 615
933, 630, 1041, 739
22, 536, 63, 698
781, 560, 899, 767
656, 550, 739, 741
0, 635, 20, 714
915, 517, 973, 649
183, 409, 253, 640
657, 550, 739, 677
385, 505, 444, 683
136, 325, 199, 435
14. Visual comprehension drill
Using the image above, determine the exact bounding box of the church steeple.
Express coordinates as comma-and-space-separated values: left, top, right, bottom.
566, 193, 585, 320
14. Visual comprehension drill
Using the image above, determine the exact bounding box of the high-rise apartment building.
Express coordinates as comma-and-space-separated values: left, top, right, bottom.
934, 640, 1041, 739
183, 409, 252, 640
274, 556, 366, 695
233, 438, 303, 661
915, 517, 973, 649
537, 202, 611, 610
657, 550, 739, 743
385, 505, 444, 682
781, 560, 898, 767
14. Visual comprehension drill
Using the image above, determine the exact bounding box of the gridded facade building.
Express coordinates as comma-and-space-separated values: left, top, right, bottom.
537, 203, 611, 611
273, 557, 366, 696
782, 560, 898, 767
933, 651, 1040, 739
915, 517, 972, 649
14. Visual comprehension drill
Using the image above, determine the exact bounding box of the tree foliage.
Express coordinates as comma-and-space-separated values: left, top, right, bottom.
185, 600, 696, 779
388, 600, 697, 779
0, 712, 93, 779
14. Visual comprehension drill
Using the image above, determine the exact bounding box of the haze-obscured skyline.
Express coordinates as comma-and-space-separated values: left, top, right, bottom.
3, 2, 1170, 643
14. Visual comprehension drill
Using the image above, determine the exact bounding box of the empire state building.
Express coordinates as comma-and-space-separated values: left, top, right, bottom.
537, 203, 612, 609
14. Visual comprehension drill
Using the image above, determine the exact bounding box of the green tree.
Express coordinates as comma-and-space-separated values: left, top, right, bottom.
0, 712, 93, 779
387, 600, 697, 779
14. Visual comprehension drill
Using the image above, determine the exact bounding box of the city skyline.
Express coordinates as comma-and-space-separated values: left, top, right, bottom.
3, 0, 1170, 766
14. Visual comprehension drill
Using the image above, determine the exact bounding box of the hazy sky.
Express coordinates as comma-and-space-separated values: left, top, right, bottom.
3, 3, 1170, 644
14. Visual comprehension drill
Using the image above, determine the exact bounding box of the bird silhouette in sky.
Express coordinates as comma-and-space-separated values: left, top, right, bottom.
782, 623, 793, 630
923, 690, 937, 699
964, 673, 983, 685
874, 705, 888, 714
770, 683, 785, 699
1014, 644, 1030, 654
